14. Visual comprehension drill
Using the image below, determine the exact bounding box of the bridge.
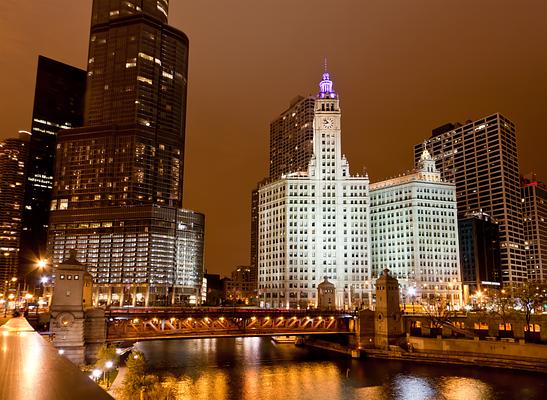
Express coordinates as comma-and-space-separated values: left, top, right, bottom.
105, 307, 356, 341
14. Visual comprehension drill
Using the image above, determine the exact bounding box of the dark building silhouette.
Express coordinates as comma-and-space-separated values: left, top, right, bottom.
0, 132, 30, 291
48, 0, 201, 306
19, 56, 86, 275
415, 114, 526, 287
458, 212, 501, 295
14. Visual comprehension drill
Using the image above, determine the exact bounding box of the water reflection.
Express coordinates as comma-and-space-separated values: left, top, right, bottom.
136, 337, 546, 400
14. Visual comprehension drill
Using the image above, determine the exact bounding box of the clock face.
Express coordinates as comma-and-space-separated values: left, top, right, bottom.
322, 117, 334, 129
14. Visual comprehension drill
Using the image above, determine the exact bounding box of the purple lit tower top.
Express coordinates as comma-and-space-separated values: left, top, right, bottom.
318, 59, 337, 99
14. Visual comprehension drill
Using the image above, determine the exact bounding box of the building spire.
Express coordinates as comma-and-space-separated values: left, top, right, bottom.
318, 58, 336, 99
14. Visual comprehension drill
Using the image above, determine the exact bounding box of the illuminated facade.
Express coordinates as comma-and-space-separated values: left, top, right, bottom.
0, 133, 30, 291
370, 148, 461, 305
20, 56, 85, 273
48, 0, 203, 305
269, 96, 316, 179
250, 96, 316, 271
258, 69, 371, 309
414, 114, 526, 287
522, 175, 547, 281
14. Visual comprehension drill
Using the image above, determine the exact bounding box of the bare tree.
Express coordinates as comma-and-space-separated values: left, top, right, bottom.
514, 280, 547, 337
486, 288, 515, 331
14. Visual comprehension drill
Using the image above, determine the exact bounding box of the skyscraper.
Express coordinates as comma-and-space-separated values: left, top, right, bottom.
269, 96, 316, 179
258, 69, 371, 309
370, 148, 461, 305
522, 174, 547, 281
0, 132, 30, 291
48, 0, 202, 306
251, 95, 316, 270
414, 114, 526, 287
19, 56, 86, 274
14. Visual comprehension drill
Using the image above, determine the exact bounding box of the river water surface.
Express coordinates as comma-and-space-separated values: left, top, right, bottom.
135, 337, 546, 400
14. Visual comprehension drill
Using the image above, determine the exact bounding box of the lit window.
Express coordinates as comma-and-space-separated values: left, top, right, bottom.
137, 76, 152, 85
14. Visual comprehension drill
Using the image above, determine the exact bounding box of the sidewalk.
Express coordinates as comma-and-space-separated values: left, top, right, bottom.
108, 366, 127, 398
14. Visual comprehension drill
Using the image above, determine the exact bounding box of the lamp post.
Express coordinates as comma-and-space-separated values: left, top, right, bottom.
104, 360, 114, 388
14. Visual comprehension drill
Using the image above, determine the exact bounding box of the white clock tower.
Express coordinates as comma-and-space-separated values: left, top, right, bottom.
258, 64, 372, 309
309, 66, 350, 181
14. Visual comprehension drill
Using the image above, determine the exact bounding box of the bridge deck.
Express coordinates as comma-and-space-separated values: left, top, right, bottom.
105, 307, 356, 341
0, 318, 112, 400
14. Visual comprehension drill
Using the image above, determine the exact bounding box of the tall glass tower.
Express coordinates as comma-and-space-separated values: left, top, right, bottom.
19, 56, 86, 276
48, 0, 204, 306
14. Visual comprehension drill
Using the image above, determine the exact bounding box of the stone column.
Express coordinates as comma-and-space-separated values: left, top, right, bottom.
131, 286, 137, 307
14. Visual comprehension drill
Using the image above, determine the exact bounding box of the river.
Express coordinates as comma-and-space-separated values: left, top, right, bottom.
135, 337, 546, 400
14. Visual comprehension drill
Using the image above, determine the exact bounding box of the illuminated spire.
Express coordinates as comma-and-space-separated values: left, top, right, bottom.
318, 58, 336, 99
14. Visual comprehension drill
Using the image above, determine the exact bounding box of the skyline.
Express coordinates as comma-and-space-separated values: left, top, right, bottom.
1, 0, 547, 276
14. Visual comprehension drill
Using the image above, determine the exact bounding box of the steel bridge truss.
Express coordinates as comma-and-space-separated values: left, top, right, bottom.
105, 308, 355, 341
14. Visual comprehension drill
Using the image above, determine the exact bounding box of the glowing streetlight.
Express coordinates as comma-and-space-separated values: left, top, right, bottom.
92, 369, 102, 380
37, 259, 47, 269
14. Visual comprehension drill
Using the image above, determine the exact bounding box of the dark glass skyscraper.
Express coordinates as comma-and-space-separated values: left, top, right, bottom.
48, 0, 202, 306
19, 56, 85, 273
458, 212, 501, 294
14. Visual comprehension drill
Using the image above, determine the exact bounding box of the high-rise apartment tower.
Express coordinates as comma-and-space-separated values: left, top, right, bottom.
522, 174, 547, 281
414, 114, 526, 287
0, 133, 30, 291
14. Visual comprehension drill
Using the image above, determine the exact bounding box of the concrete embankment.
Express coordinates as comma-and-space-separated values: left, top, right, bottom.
361, 337, 547, 374
303, 338, 360, 358
306, 336, 547, 373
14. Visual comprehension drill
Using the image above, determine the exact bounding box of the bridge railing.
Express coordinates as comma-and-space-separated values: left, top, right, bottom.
105, 307, 357, 319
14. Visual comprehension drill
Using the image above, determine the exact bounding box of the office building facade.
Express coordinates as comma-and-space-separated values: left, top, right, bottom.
0, 133, 30, 291
522, 175, 547, 281
48, 0, 203, 305
258, 70, 371, 309
370, 148, 461, 305
20, 56, 86, 274
250, 96, 316, 271
414, 114, 526, 287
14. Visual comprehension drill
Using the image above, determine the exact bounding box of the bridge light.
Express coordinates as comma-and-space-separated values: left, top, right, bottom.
219, 317, 224, 321
330, 316, 335, 320
187, 317, 192, 321
265, 316, 270, 320
170, 318, 176, 323
251, 316, 256, 320
152, 318, 158, 323
278, 316, 283, 320
318, 317, 322, 320
133, 318, 139, 323
292, 316, 297, 319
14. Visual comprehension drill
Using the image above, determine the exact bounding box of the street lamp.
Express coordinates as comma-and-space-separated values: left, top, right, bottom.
92, 369, 102, 382
104, 360, 114, 388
